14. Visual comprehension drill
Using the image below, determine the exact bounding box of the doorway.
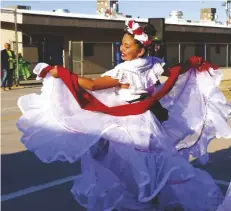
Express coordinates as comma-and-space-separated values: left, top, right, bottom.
44, 36, 64, 66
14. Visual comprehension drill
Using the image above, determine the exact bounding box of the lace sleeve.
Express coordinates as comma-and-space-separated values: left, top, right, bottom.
101, 68, 130, 84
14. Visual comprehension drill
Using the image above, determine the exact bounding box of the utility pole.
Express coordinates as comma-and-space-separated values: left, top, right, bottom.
14, 9, 19, 86
222, 0, 231, 25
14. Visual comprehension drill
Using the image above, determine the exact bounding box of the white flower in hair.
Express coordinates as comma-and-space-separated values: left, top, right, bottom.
125, 20, 140, 34
125, 19, 152, 47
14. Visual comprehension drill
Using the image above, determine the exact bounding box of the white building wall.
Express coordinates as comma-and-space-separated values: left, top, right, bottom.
1, 29, 23, 54
0, 9, 23, 23
1, 9, 23, 53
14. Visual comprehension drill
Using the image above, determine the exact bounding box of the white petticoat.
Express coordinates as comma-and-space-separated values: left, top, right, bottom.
160, 68, 231, 163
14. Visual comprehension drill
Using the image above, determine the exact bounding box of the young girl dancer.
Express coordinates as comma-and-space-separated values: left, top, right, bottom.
17, 20, 231, 211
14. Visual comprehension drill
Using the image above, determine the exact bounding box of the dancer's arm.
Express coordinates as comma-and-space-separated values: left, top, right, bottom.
78, 76, 121, 91
49, 67, 129, 91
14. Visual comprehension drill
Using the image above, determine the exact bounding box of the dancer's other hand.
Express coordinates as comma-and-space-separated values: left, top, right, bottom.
50, 65, 59, 78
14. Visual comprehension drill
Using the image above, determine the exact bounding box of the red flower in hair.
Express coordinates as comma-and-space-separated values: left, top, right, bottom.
127, 20, 133, 29
133, 27, 144, 35
143, 39, 152, 47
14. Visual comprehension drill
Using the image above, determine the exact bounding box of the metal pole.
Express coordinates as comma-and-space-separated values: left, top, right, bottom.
226, 0, 231, 25
111, 42, 115, 67
68, 40, 73, 71
62, 49, 65, 68
14, 9, 19, 86
178, 43, 181, 63
227, 0, 231, 24
81, 41, 83, 77
42, 42, 45, 62
204, 44, 207, 60
226, 43, 229, 67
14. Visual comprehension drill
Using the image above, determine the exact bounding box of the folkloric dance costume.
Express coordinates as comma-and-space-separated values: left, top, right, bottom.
17, 20, 231, 211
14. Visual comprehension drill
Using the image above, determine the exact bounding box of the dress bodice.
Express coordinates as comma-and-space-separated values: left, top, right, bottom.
101, 56, 165, 102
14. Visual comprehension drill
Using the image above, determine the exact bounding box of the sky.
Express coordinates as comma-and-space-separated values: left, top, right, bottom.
0, 0, 228, 22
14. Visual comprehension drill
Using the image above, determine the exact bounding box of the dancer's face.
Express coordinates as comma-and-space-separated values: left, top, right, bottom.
120, 33, 145, 61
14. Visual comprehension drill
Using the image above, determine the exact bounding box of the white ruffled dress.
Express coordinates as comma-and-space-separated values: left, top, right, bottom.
16, 56, 231, 211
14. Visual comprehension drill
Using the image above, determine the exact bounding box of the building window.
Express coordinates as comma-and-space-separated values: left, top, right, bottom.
215, 45, 220, 54
22, 34, 32, 47
84, 43, 94, 57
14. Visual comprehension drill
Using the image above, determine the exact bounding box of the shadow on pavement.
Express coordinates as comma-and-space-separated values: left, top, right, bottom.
1, 150, 83, 211
1, 146, 231, 211
191, 147, 231, 193
1, 150, 81, 195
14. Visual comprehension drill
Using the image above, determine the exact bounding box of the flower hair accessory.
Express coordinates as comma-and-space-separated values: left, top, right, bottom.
125, 19, 152, 47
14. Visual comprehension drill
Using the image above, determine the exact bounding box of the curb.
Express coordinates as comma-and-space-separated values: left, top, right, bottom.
19, 79, 42, 86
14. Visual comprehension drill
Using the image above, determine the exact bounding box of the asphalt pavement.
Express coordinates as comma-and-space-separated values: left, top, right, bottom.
1, 86, 231, 211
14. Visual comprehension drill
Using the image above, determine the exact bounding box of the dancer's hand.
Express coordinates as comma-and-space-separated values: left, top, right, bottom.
120, 84, 130, 89
50, 65, 59, 78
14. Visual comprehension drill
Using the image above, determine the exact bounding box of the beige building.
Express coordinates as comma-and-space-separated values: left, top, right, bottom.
200, 8, 217, 21
1, 7, 231, 78
96, 0, 119, 15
